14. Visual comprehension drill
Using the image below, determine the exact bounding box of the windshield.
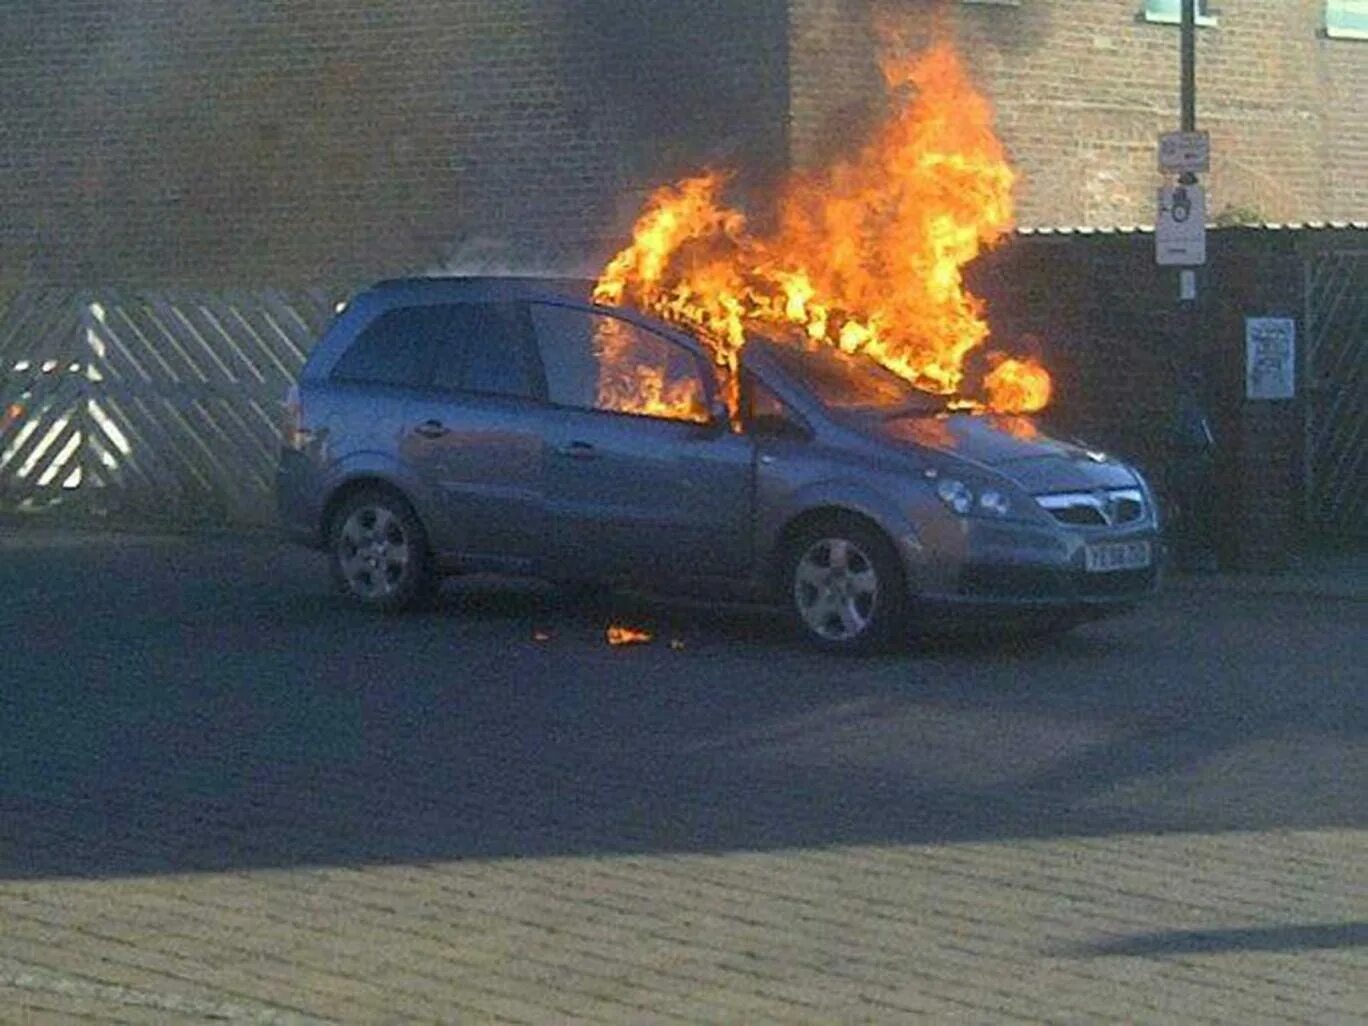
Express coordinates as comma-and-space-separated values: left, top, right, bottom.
764, 343, 945, 414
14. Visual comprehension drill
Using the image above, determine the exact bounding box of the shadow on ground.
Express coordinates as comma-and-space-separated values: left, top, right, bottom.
1080, 921, 1368, 957
1, 532, 1364, 880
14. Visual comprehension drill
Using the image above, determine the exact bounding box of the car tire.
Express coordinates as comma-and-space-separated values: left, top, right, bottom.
328, 488, 438, 613
784, 516, 909, 654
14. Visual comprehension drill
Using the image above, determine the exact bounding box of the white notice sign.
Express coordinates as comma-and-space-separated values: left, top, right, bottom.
1156, 185, 1206, 266
1158, 131, 1210, 173
1245, 318, 1296, 400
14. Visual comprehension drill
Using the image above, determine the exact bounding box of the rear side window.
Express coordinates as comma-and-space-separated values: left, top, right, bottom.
528, 304, 710, 423
330, 306, 453, 388
431, 303, 541, 400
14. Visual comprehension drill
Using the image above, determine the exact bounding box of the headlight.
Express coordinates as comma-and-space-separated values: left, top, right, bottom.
934, 476, 1011, 518
935, 477, 974, 515
978, 489, 1010, 517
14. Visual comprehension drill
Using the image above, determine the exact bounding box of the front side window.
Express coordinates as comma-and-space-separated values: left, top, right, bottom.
1327, 0, 1368, 38
332, 306, 453, 388
529, 305, 710, 423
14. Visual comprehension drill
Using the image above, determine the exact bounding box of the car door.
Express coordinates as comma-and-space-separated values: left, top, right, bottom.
528, 302, 755, 582
401, 302, 546, 570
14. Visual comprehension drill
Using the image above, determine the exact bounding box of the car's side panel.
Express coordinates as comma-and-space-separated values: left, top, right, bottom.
402, 389, 544, 569
542, 407, 757, 582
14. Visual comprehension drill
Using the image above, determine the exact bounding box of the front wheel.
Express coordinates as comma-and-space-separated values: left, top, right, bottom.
785, 517, 909, 653
328, 489, 437, 612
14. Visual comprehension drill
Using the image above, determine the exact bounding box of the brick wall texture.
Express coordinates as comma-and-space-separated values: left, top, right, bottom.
0, 0, 788, 288
790, 0, 1368, 230
2, 0, 1363, 289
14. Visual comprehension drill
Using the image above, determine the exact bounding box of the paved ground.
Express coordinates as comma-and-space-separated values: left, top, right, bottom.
0, 529, 1365, 1024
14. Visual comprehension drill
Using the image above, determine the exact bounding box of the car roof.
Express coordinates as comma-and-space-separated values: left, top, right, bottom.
304, 275, 714, 381
357, 275, 597, 306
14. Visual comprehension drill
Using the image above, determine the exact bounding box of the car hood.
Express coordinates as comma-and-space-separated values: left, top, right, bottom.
868, 412, 1140, 491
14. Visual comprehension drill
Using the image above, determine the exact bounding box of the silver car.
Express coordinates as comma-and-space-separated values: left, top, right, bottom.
277, 277, 1161, 651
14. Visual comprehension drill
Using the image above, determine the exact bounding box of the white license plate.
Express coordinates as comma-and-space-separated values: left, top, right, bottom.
1084, 540, 1152, 573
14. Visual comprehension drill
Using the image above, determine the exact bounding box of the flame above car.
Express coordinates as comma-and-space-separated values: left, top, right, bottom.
593, 41, 1052, 419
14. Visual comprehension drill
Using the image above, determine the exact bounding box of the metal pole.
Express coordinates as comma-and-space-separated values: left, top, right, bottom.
1181, 0, 1197, 136
1173, 0, 1216, 567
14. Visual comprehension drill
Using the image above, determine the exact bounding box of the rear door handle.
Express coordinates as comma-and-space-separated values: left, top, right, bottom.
555, 440, 598, 460
414, 419, 448, 439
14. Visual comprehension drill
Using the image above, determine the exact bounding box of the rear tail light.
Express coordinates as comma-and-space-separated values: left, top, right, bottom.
283, 385, 311, 450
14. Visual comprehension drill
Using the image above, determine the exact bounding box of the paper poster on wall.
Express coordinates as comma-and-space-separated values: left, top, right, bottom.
1245, 317, 1296, 400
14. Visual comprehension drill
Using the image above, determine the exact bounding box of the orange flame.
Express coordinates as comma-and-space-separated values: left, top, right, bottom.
606, 624, 653, 646
593, 41, 1050, 416
984, 357, 1052, 415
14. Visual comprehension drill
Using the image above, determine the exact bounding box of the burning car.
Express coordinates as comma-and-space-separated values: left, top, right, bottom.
277, 276, 1160, 652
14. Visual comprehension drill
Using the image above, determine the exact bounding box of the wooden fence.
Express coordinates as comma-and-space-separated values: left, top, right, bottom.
0, 288, 337, 527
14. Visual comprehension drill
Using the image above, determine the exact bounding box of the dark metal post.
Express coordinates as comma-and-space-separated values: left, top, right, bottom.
1181, 0, 1197, 136
1170, 0, 1216, 567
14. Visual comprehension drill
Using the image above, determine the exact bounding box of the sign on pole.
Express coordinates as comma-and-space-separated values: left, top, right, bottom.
1158, 130, 1210, 173
1245, 317, 1296, 400
1156, 184, 1206, 266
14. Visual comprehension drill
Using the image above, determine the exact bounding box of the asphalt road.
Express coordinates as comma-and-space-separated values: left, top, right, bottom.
1, 529, 1365, 1023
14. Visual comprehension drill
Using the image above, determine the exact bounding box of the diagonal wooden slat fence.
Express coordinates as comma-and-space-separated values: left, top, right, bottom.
0, 288, 339, 527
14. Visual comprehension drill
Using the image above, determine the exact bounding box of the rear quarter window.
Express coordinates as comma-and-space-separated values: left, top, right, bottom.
330, 306, 452, 388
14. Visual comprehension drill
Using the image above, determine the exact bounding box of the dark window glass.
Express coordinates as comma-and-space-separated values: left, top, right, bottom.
431, 303, 540, 400
529, 305, 709, 422
331, 306, 448, 387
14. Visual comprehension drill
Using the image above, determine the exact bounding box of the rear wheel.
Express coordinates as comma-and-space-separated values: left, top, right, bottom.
784, 517, 909, 653
328, 489, 437, 612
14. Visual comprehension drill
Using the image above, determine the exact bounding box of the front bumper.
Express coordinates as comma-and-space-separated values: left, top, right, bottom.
904, 516, 1163, 614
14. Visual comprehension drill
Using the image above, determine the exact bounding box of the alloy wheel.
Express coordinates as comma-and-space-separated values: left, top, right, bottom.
793, 536, 880, 642
336, 504, 412, 601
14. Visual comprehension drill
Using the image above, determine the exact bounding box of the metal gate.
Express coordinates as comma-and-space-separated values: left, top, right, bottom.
1304, 249, 1368, 539
0, 288, 337, 527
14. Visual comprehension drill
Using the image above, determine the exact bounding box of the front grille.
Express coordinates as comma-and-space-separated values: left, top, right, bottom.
1037, 488, 1146, 528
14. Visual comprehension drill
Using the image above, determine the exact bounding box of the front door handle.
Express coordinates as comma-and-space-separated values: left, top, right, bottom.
414, 419, 448, 439
555, 440, 598, 460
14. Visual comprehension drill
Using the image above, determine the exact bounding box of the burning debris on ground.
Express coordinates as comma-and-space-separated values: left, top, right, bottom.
606, 624, 653, 646
592, 41, 1051, 420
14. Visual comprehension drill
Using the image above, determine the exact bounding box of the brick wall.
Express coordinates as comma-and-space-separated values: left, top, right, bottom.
1, 0, 788, 288
4, 1, 1362, 290
789, 0, 1368, 228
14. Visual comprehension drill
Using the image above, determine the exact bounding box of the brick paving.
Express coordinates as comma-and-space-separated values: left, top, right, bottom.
2, 830, 1364, 1024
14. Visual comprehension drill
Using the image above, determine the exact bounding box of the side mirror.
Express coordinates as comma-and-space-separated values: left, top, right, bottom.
705, 399, 731, 433
748, 413, 811, 442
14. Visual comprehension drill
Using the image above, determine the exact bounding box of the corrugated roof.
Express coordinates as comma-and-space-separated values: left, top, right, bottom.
1016, 221, 1368, 236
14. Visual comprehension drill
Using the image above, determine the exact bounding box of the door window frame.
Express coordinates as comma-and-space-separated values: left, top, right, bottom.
529, 301, 721, 425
